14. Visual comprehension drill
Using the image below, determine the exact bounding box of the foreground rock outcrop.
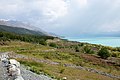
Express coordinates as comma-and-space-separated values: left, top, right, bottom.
0, 52, 52, 80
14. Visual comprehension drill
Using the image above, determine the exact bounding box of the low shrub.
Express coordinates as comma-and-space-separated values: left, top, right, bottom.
98, 47, 110, 59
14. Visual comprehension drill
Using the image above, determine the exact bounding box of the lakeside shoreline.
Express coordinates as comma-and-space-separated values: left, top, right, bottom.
64, 37, 120, 47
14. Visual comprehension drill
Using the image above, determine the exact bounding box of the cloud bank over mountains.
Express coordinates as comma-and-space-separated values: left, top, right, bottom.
0, 0, 120, 37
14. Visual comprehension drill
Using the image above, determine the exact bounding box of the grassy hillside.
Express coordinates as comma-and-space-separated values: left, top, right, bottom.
0, 41, 119, 80
0, 31, 120, 80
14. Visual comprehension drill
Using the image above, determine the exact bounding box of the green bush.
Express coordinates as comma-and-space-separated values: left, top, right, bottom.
49, 43, 57, 48
98, 47, 110, 59
38, 39, 47, 45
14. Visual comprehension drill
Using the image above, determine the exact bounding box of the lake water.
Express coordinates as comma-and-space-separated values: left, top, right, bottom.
66, 37, 120, 47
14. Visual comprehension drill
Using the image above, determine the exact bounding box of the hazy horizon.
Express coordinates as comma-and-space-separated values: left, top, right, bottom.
0, 0, 120, 37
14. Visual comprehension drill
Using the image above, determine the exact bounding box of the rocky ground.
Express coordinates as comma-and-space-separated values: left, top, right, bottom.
0, 52, 52, 80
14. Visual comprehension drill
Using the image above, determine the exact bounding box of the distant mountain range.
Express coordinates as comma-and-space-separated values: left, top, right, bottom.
0, 19, 59, 37
0, 25, 48, 36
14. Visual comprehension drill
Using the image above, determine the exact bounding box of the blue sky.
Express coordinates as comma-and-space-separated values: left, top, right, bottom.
0, 0, 120, 37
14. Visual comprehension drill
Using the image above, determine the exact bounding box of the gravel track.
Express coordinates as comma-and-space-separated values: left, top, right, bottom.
20, 65, 52, 80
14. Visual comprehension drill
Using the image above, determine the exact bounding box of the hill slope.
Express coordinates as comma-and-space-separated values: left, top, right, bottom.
0, 25, 47, 36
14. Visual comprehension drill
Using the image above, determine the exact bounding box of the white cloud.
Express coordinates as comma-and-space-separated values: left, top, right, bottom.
0, 0, 30, 17
0, 0, 88, 21
76, 0, 88, 7
110, 0, 120, 11
0, 2, 20, 15
0, 4, 17, 13
75, 0, 88, 8
0, 0, 69, 21
40, 0, 69, 21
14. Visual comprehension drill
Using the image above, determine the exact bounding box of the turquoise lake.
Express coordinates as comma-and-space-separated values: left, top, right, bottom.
66, 37, 120, 47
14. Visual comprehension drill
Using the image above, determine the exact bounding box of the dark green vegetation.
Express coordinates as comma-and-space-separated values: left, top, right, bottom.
98, 47, 110, 59
0, 27, 120, 80
0, 31, 54, 45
